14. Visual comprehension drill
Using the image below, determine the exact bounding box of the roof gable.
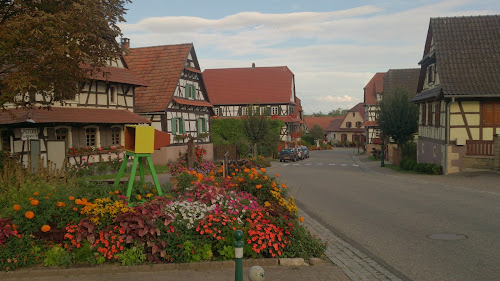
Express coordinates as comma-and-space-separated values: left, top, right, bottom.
363, 73, 385, 105
417, 15, 500, 98
124, 43, 193, 113
203, 66, 294, 105
305, 116, 343, 131
383, 68, 420, 100
348, 102, 365, 120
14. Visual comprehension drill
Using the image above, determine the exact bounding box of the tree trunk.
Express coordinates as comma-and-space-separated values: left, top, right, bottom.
187, 138, 195, 168
253, 142, 258, 158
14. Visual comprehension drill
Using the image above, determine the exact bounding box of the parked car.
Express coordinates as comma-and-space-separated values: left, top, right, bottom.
279, 148, 298, 162
299, 146, 309, 158
294, 147, 304, 160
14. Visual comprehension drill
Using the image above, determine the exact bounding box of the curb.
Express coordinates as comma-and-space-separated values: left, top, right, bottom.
0, 258, 322, 279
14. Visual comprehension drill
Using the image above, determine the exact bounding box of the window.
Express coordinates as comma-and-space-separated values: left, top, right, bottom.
85, 128, 97, 147
271, 106, 279, 115
171, 117, 185, 135
241, 107, 248, 116
109, 87, 116, 104
427, 64, 436, 84
111, 127, 121, 145
55, 128, 68, 142
260, 107, 266, 116
341, 134, 347, 142
427, 103, 433, 126
356, 122, 362, 128
185, 84, 196, 99
197, 117, 207, 133
214, 108, 220, 116
352, 112, 355, 117
435, 101, 441, 126
1, 130, 11, 151
421, 103, 427, 125
482, 101, 500, 126
346, 122, 352, 128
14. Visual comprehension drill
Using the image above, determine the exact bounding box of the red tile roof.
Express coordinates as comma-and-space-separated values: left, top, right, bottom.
0, 107, 150, 125
203, 66, 295, 105
363, 73, 385, 105
172, 97, 213, 107
362, 120, 378, 127
305, 116, 343, 130
348, 102, 366, 120
90, 66, 147, 86
124, 44, 193, 113
274, 116, 301, 123
325, 118, 345, 132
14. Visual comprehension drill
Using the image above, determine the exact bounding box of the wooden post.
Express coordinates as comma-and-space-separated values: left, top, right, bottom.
187, 138, 195, 169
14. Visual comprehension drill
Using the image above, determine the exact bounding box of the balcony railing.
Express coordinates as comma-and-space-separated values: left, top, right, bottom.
466, 140, 494, 156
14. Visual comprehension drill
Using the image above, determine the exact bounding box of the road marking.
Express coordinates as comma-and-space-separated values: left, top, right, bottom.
283, 164, 290, 166
329, 164, 336, 166
316, 163, 323, 165
293, 163, 300, 166
341, 164, 347, 166
352, 164, 359, 167
305, 163, 312, 166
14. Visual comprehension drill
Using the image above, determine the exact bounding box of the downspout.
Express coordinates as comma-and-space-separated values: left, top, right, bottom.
444, 97, 455, 175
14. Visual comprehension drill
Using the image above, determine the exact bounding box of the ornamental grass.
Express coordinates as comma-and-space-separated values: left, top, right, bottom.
0, 155, 325, 271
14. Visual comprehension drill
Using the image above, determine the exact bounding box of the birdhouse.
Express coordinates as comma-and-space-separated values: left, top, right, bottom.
124, 125, 154, 154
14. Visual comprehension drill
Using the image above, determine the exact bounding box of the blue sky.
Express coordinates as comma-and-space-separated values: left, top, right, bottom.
120, 0, 499, 114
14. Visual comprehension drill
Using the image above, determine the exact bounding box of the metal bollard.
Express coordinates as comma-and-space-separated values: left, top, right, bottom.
234, 230, 244, 281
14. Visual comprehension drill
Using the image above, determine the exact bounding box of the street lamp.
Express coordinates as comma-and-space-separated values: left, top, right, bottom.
380, 135, 385, 167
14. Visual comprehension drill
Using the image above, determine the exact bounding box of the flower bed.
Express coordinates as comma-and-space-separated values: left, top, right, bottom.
0, 156, 325, 271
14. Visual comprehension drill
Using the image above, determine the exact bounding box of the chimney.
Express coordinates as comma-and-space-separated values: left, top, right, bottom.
120, 37, 130, 51
252, 62, 255, 69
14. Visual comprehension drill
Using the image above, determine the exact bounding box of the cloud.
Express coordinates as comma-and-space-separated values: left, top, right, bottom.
119, 0, 500, 114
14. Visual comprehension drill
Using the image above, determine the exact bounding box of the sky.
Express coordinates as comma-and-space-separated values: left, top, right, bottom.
119, 0, 499, 115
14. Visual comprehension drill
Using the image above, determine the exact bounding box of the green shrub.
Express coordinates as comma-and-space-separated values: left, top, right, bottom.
44, 245, 72, 267
0, 235, 48, 271
281, 221, 326, 259
116, 244, 147, 266
413, 163, 442, 175
400, 158, 417, 171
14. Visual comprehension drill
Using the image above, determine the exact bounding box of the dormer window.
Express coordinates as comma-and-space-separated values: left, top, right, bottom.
427, 64, 436, 84
346, 122, 352, 128
185, 84, 196, 100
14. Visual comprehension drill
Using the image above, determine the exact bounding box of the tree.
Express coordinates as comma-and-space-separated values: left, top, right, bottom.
328, 107, 349, 117
243, 107, 268, 158
377, 89, 418, 155
0, 0, 131, 107
308, 124, 325, 142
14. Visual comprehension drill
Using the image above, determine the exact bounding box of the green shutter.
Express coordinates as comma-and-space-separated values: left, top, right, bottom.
180, 118, 185, 133
266, 106, 271, 116
185, 85, 190, 98
278, 106, 282, 115
238, 107, 242, 116
192, 85, 196, 100
201, 118, 207, 132
196, 119, 199, 134
171, 118, 177, 134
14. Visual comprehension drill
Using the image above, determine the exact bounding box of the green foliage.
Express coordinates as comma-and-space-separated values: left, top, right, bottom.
0, 235, 48, 271
116, 244, 147, 266
44, 245, 72, 267
218, 245, 235, 260
377, 89, 419, 148
414, 163, 442, 175
182, 240, 213, 262
301, 134, 315, 146
309, 124, 325, 141
71, 240, 97, 265
281, 222, 327, 259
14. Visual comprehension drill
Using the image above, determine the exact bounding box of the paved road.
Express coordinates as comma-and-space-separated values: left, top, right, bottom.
268, 149, 500, 281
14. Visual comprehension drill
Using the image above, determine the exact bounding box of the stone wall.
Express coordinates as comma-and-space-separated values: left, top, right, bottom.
462, 156, 494, 170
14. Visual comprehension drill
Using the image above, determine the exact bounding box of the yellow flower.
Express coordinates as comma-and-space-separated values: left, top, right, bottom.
264, 201, 271, 207
146, 193, 153, 198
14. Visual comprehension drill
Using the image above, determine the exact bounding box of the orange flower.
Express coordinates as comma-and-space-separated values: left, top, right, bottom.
231, 173, 235, 176
256, 185, 262, 189
30, 199, 39, 206
75, 199, 82, 205
235, 169, 239, 172
276, 174, 280, 177
281, 183, 287, 188
260, 168, 266, 173
13, 204, 21, 211
114, 190, 119, 194
69, 196, 75, 200
300, 216, 304, 222
137, 195, 142, 200
56, 202, 66, 207
244, 168, 250, 173
25, 211, 35, 219
41, 225, 51, 232
263, 176, 268, 180
33, 192, 39, 196
73, 207, 78, 211
238, 178, 244, 182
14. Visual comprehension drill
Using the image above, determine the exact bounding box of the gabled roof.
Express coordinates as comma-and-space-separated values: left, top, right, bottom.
0, 107, 150, 125
305, 116, 343, 131
348, 102, 365, 120
383, 69, 420, 100
203, 66, 295, 105
123, 44, 194, 113
415, 15, 500, 100
363, 73, 385, 105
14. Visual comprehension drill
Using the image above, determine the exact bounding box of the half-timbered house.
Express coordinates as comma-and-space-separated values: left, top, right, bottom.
203, 65, 304, 142
0, 57, 150, 168
123, 41, 213, 163
411, 15, 500, 173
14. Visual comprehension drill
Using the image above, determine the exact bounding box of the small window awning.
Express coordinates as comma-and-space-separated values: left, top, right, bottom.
172, 97, 213, 107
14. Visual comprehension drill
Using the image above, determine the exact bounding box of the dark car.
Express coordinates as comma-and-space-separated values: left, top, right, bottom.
299, 146, 309, 158
279, 148, 298, 162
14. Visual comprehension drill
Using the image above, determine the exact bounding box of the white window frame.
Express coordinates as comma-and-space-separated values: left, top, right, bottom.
241, 107, 248, 116
109, 86, 117, 104
271, 106, 279, 115
110, 126, 122, 146
260, 106, 266, 116
214, 108, 220, 116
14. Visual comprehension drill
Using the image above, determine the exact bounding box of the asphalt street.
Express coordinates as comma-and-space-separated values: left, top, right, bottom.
267, 149, 500, 281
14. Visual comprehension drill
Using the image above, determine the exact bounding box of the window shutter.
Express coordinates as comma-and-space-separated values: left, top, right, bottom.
192, 85, 196, 100
180, 118, 185, 133
428, 103, 432, 126
482, 103, 495, 125
238, 107, 242, 116
278, 106, 282, 115
196, 119, 199, 134
266, 106, 271, 116
201, 118, 207, 132
422, 103, 427, 125
435, 101, 441, 126
495, 103, 500, 124
171, 118, 177, 134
